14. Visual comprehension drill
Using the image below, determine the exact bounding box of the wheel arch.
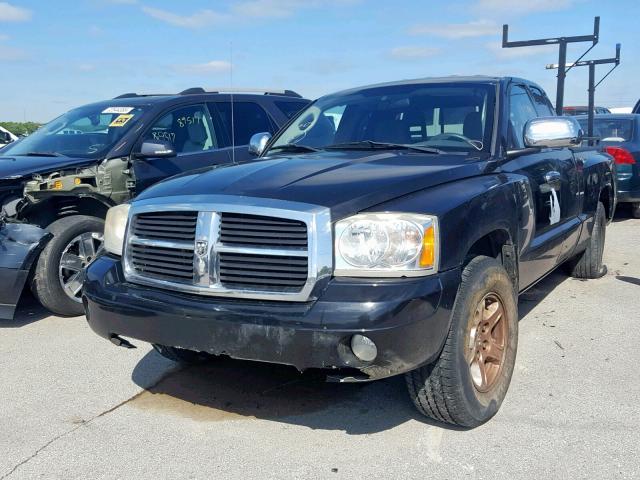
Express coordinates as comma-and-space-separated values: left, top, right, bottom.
463, 227, 518, 287
19, 194, 115, 228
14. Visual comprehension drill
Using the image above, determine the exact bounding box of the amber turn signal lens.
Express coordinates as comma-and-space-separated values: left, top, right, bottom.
419, 225, 435, 268
74, 177, 82, 185
52, 180, 63, 190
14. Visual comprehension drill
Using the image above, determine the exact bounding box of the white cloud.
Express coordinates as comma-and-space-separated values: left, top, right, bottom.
476, 0, 574, 14
0, 2, 32, 22
141, 6, 228, 29
78, 63, 96, 72
232, 0, 360, 18
0, 33, 8, 41
174, 61, 233, 75
389, 46, 441, 59
485, 41, 557, 59
410, 20, 497, 39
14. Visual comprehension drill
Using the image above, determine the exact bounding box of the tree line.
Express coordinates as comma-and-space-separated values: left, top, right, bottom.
0, 121, 42, 136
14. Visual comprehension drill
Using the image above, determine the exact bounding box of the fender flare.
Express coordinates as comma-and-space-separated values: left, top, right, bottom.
0, 223, 52, 319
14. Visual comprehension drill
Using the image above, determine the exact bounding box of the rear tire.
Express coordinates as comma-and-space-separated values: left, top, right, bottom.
152, 344, 212, 364
632, 203, 640, 219
568, 201, 607, 279
31, 215, 104, 316
405, 256, 518, 428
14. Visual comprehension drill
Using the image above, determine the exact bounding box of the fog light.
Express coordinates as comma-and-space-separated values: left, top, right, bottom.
351, 334, 377, 362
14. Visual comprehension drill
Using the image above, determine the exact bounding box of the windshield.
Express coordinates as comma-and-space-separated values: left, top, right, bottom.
577, 118, 634, 142
267, 82, 496, 155
2, 104, 147, 158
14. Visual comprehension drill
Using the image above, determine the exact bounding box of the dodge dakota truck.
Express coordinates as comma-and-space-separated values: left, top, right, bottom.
84, 76, 614, 427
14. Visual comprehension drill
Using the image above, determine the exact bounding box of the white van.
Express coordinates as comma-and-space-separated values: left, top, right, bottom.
0, 126, 18, 147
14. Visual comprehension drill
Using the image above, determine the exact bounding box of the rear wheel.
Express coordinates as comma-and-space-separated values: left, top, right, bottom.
405, 256, 518, 428
568, 201, 607, 279
32, 215, 104, 316
632, 202, 640, 219
152, 344, 213, 364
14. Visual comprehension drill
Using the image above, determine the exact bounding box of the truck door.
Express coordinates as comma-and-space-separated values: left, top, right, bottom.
131, 103, 232, 194
501, 84, 580, 289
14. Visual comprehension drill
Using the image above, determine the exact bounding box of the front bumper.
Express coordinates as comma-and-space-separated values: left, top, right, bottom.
0, 223, 51, 319
84, 255, 460, 380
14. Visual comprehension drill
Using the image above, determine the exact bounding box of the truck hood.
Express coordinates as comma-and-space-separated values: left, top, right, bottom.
137, 150, 489, 219
0, 155, 96, 180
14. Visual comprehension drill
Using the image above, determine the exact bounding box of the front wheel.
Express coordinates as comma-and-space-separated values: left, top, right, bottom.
32, 215, 104, 316
405, 256, 518, 428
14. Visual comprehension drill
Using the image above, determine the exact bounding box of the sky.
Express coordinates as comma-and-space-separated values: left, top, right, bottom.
0, 0, 638, 122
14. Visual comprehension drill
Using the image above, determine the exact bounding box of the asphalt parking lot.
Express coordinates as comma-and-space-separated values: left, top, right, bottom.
1, 209, 639, 480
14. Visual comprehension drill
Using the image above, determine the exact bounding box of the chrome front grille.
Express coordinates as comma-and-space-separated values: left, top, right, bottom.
219, 252, 308, 290
130, 244, 195, 282
132, 211, 198, 241
128, 212, 197, 283
219, 213, 308, 248
122, 197, 332, 302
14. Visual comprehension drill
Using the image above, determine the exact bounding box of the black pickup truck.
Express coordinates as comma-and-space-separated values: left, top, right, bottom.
84, 76, 614, 427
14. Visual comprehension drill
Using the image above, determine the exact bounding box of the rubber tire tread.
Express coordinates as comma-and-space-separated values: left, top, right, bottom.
570, 201, 606, 279
31, 215, 104, 316
405, 255, 517, 428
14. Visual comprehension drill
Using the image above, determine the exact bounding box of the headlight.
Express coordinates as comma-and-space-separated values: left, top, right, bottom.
334, 213, 438, 277
103, 204, 130, 256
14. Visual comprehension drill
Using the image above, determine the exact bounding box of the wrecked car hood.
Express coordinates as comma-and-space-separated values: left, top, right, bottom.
136, 150, 489, 219
0, 155, 97, 180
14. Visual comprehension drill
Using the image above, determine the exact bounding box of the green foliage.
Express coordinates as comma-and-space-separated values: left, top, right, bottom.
0, 121, 42, 136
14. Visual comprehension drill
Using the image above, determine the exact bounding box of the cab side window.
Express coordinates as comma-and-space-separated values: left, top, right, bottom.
213, 102, 276, 147
144, 105, 217, 155
509, 85, 539, 149
529, 86, 555, 117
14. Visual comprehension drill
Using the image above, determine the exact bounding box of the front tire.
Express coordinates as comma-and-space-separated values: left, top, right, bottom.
405, 256, 518, 428
32, 215, 104, 316
632, 202, 640, 219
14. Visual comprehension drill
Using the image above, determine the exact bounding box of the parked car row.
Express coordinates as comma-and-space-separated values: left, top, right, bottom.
0, 76, 623, 427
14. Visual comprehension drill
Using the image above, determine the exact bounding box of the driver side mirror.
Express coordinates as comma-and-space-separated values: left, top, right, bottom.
136, 140, 176, 159
524, 117, 583, 149
248, 132, 272, 156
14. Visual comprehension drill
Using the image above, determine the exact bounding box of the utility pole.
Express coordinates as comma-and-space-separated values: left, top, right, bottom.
502, 17, 600, 113
546, 44, 621, 144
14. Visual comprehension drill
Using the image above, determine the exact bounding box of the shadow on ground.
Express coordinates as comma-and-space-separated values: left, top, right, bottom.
130, 351, 429, 434
128, 269, 570, 433
612, 203, 637, 223
0, 290, 52, 328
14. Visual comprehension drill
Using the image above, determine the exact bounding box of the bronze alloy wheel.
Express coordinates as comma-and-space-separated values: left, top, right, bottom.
465, 292, 508, 393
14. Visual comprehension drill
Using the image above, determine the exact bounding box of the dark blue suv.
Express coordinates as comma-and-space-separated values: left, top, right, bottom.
0, 88, 310, 318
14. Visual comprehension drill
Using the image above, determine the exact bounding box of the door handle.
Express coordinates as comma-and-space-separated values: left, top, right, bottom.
544, 171, 562, 190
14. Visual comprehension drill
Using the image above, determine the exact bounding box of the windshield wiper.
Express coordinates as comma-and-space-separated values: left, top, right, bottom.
268, 143, 320, 154
21, 151, 65, 157
325, 141, 443, 154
